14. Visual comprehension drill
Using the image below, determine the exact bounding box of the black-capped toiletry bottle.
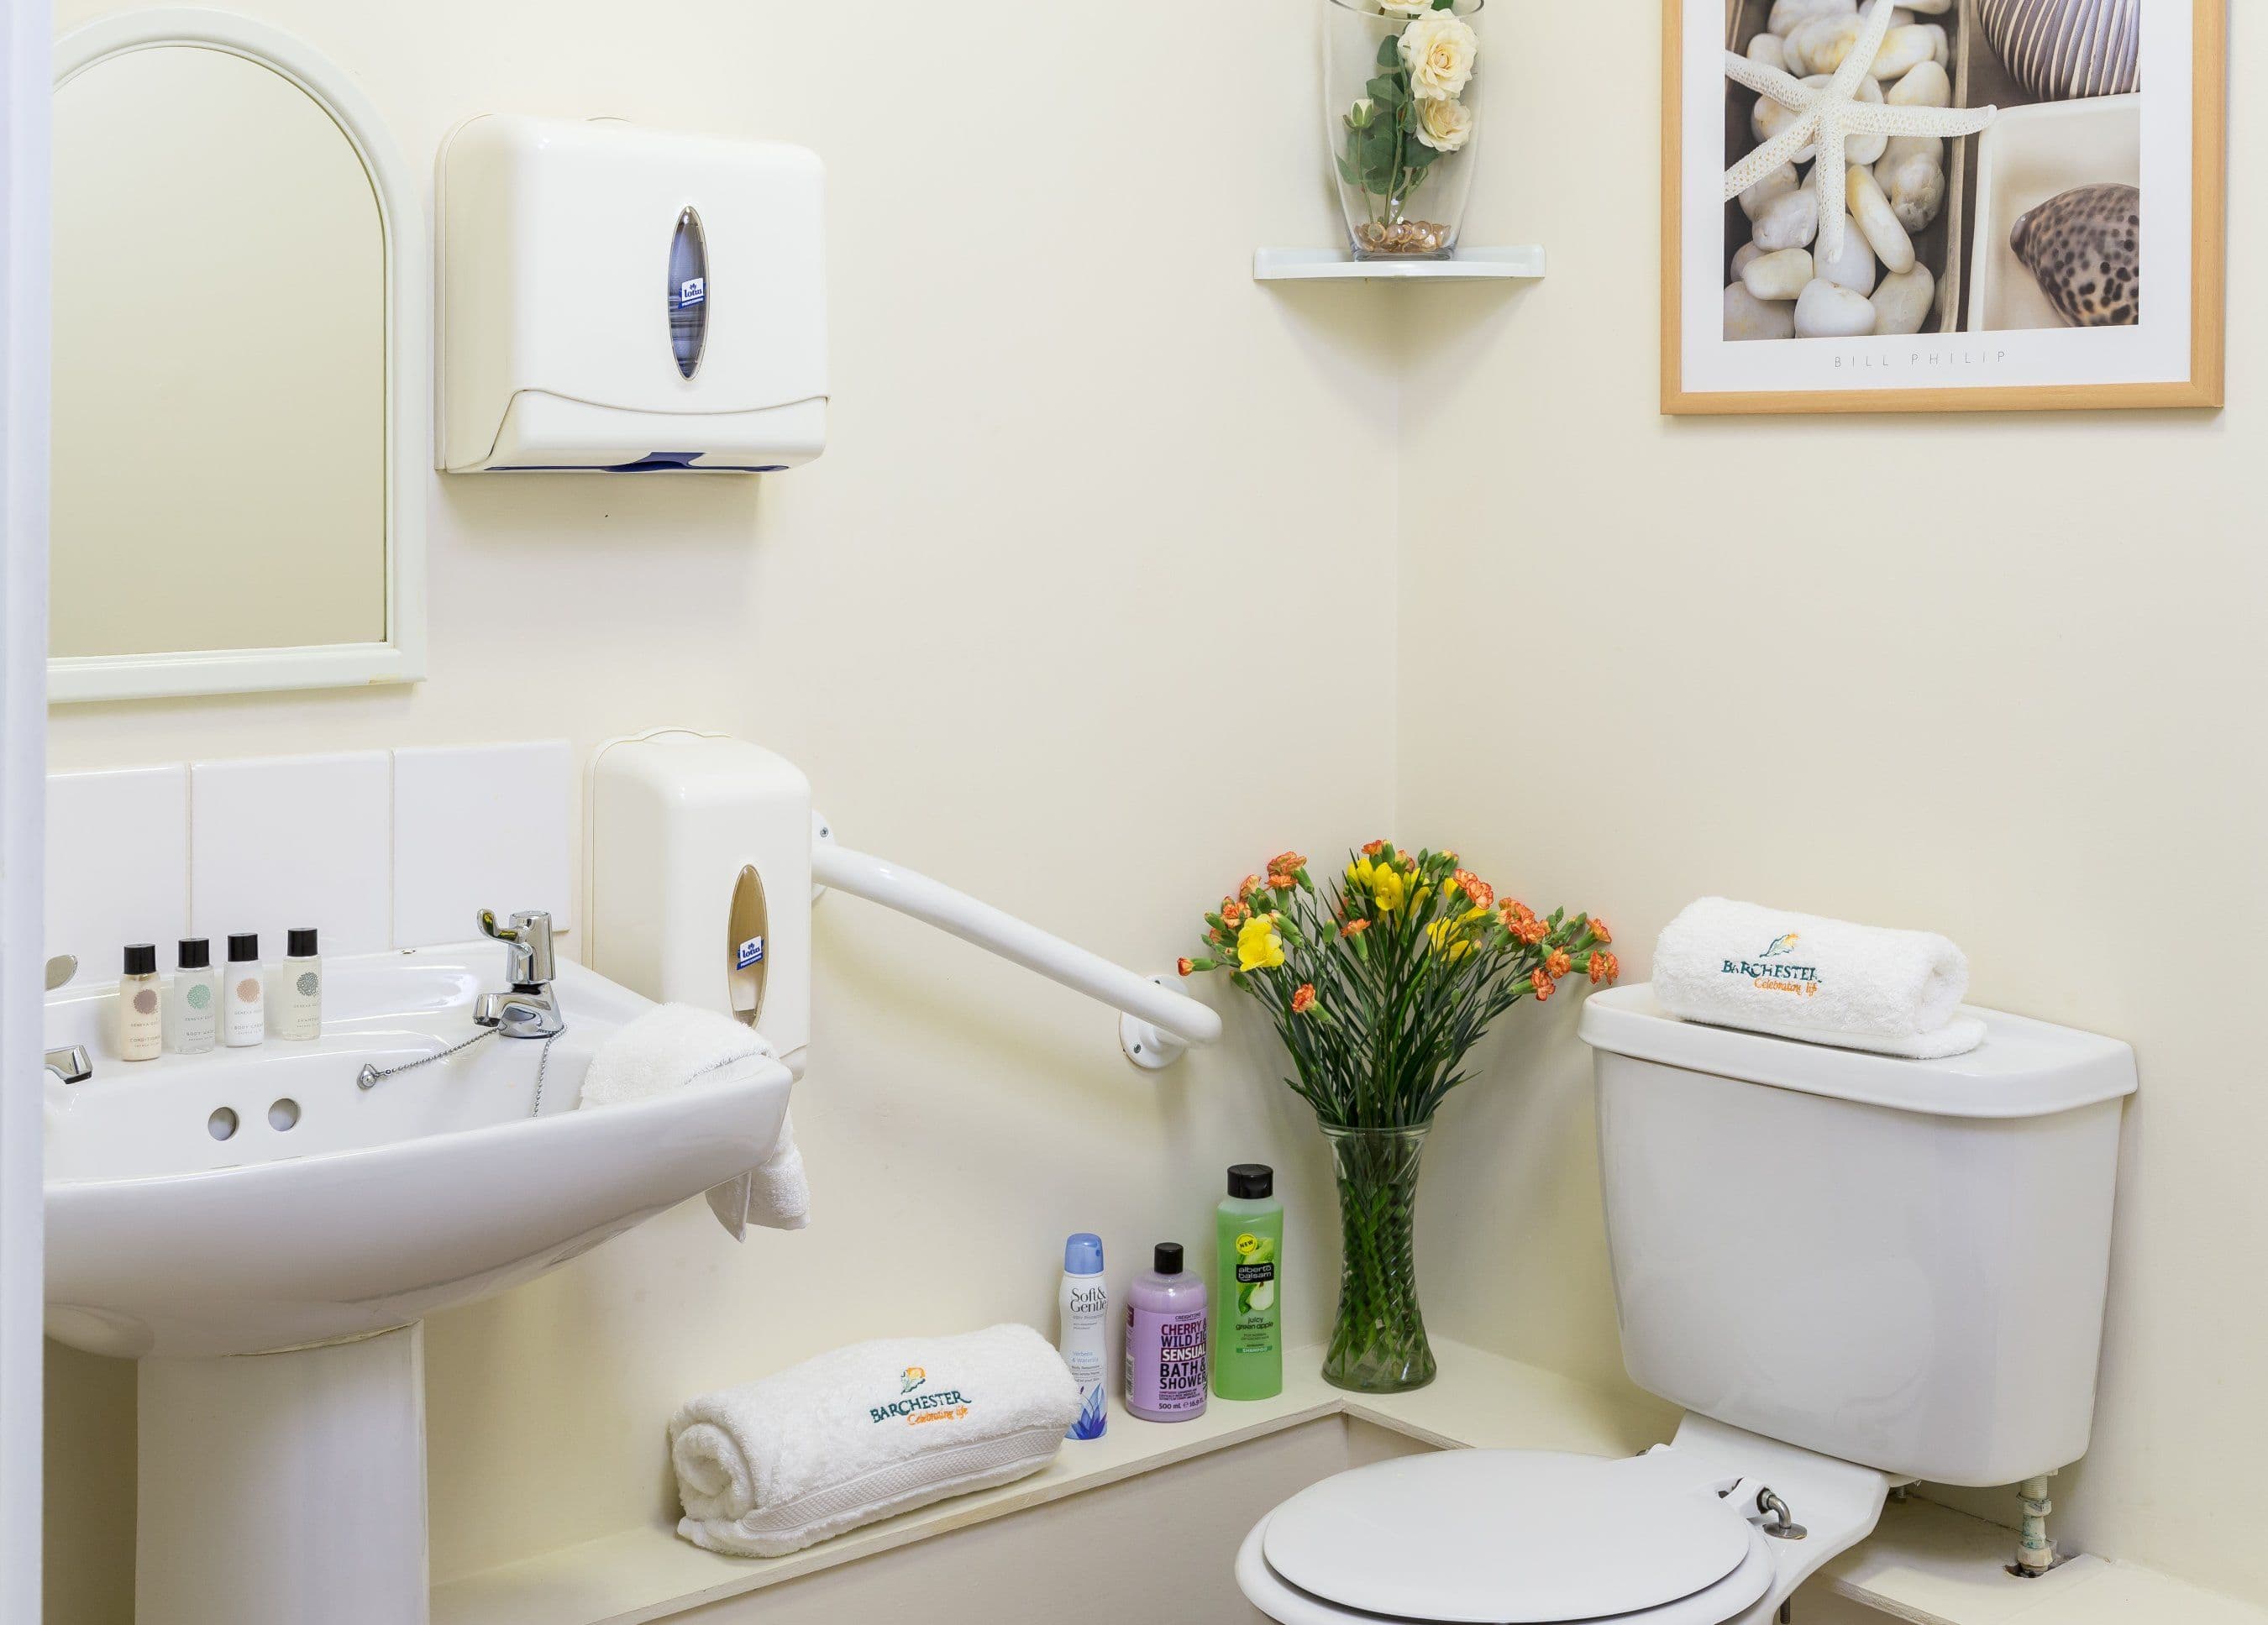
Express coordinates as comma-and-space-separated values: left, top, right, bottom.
224, 933, 264, 1047
118, 943, 161, 1061
272, 927, 322, 1041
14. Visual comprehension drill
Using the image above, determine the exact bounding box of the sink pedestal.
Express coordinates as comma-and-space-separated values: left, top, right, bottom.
137, 1325, 428, 1625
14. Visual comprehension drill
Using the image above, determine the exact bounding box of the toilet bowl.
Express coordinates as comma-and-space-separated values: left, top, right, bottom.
1236, 1414, 1887, 1625
1238, 986, 2137, 1625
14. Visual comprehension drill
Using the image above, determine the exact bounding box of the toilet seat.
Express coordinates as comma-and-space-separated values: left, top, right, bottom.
1242, 1449, 1777, 1625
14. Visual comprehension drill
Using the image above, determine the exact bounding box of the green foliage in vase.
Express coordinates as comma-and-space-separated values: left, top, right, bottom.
1181, 845, 1616, 1130
1336, 0, 1475, 226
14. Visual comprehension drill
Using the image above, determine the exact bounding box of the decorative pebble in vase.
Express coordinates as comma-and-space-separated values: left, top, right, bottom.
1325, 0, 1483, 259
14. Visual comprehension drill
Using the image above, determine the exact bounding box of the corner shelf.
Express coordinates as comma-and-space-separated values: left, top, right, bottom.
1253, 245, 1546, 282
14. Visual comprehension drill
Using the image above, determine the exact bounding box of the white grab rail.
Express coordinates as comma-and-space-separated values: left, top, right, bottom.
811, 840, 1222, 1062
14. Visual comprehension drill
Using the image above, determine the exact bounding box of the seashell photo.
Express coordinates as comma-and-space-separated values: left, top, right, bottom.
1670, 0, 2220, 411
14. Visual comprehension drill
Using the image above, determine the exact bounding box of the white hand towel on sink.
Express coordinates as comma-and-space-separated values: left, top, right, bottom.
579, 1003, 809, 1237
1652, 897, 1986, 1059
669, 1323, 1081, 1559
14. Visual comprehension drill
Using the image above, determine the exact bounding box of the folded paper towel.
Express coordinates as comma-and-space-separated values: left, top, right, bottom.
669, 1324, 1081, 1558
1653, 897, 1985, 1059
580, 1003, 809, 1236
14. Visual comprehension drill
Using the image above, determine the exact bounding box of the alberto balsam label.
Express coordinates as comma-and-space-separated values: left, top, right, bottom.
1229, 1231, 1278, 1351
1126, 1304, 1209, 1418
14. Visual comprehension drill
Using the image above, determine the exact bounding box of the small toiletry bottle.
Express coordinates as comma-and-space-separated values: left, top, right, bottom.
1058, 1234, 1109, 1440
1124, 1242, 1207, 1423
118, 943, 162, 1061
167, 937, 218, 1054
271, 927, 322, 1041
1214, 1164, 1284, 1400
224, 933, 265, 1047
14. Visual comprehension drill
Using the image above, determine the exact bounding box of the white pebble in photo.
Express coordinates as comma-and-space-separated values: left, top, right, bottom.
1743, 248, 1815, 301
1739, 161, 1800, 218
1847, 165, 1916, 274
1794, 278, 1877, 338
1725, 282, 1798, 341
1870, 264, 1936, 335
1813, 213, 1877, 295
1887, 59, 1951, 107
1731, 239, 1765, 278
1753, 188, 1820, 251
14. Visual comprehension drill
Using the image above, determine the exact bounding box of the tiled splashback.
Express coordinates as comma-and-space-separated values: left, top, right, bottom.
45, 742, 572, 969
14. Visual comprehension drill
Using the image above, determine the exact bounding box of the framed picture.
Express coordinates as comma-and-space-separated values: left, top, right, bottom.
1662, 0, 2224, 414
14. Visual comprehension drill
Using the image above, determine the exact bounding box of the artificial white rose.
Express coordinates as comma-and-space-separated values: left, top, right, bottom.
1348, 97, 1378, 128
1415, 94, 1473, 153
1378, 0, 1433, 13
1399, 11, 1478, 101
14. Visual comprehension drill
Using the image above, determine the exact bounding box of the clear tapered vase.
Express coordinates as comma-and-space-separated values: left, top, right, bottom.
1323, 0, 1483, 260
1319, 1121, 1437, 1392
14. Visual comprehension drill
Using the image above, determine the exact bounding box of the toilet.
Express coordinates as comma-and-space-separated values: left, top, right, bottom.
1239, 983, 2139, 1625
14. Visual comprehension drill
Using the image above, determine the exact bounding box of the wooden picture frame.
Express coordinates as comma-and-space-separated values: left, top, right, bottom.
1662, 0, 2224, 415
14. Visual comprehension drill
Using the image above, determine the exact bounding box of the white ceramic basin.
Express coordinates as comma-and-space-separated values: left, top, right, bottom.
44, 942, 791, 1359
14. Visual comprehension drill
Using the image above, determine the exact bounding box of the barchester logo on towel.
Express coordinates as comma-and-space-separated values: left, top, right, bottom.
868, 1367, 973, 1427
1723, 932, 1821, 998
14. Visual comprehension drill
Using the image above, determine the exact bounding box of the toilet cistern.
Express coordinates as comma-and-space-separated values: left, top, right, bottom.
1237, 985, 2137, 1625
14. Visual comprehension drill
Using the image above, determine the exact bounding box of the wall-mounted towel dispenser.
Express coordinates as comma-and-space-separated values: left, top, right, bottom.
436, 115, 826, 473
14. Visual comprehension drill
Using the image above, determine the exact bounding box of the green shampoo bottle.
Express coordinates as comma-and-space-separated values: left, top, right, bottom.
1214, 1163, 1284, 1399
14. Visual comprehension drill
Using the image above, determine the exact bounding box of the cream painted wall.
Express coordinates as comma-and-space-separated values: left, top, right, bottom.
43, 0, 2261, 1618
41, 0, 1396, 1615
1394, 0, 2263, 1608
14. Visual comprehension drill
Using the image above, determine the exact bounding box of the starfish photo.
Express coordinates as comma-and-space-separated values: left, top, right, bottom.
1723, 0, 1997, 262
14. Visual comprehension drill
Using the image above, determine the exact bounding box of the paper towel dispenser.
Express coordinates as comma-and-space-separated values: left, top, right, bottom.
436, 115, 825, 473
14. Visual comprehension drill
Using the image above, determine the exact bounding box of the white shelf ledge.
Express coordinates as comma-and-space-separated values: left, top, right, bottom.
1823, 1495, 2268, 1625
432, 1335, 2260, 1625
1253, 245, 1546, 282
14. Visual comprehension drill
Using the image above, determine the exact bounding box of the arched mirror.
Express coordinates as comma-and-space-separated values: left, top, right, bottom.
49, 11, 424, 701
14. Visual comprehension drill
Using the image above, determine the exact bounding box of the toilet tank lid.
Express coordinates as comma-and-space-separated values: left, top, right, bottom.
1578, 984, 2137, 1119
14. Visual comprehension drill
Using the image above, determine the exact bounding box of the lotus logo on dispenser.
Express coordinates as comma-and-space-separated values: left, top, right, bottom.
736, 936, 765, 972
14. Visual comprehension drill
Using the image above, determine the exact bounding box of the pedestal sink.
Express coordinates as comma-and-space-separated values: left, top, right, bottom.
43, 943, 793, 1625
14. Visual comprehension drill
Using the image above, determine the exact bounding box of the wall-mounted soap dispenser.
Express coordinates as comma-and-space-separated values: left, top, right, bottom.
586, 731, 814, 1073
436, 115, 825, 473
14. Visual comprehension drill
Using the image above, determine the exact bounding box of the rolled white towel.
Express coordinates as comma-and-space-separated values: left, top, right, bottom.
580, 1003, 809, 1236
669, 1324, 1081, 1558
1652, 897, 1984, 1059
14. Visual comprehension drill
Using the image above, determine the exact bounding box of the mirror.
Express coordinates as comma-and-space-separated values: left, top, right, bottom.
49, 13, 423, 702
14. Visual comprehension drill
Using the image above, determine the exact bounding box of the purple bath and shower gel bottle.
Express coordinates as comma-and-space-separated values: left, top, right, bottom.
1124, 1242, 1208, 1422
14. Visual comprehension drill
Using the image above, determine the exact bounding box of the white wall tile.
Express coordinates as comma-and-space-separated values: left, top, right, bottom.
391, 742, 572, 948
190, 752, 391, 957
45, 765, 189, 973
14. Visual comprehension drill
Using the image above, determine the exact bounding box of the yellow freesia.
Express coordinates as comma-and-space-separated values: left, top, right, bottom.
1236, 915, 1286, 972
1371, 865, 1408, 912
1425, 919, 1474, 962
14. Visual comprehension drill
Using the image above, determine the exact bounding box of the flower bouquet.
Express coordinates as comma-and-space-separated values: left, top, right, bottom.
1326, 0, 1484, 258
1182, 844, 1615, 1391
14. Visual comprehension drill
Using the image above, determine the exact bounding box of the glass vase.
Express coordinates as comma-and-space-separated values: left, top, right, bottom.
1322, 0, 1483, 260
1320, 1121, 1437, 1392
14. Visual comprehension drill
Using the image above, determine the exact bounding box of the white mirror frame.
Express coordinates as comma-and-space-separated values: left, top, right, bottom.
47, 8, 425, 703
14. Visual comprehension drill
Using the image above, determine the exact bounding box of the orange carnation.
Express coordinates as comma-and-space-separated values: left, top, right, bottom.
1362, 839, 1389, 857
1220, 899, 1246, 928
1268, 852, 1307, 878
1340, 919, 1370, 938
1291, 983, 1318, 1015
1510, 915, 1550, 946
1176, 957, 1194, 977
1546, 949, 1572, 979
1588, 916, 1612, 946
1448, 868, 1494, 910
1589, 951, 1620, 985
1530, 969, 1556, 1001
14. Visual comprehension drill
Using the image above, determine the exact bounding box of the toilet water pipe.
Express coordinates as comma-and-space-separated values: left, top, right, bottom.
2013, 1474, 2057, 1576
810, 835, 1222, 1069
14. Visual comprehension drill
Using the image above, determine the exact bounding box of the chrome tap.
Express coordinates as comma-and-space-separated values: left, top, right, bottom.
473, 909, 564, 1039
45, 956, 92, 1082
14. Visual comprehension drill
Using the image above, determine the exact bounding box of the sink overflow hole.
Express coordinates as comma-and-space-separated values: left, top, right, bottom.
268, 1098, 301, 1132
207, 1106, 238, 1141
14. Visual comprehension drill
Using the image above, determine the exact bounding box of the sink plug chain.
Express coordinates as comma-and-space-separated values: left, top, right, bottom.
356, 1028, 501, 1090
1757, 1487, 1807, 1541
